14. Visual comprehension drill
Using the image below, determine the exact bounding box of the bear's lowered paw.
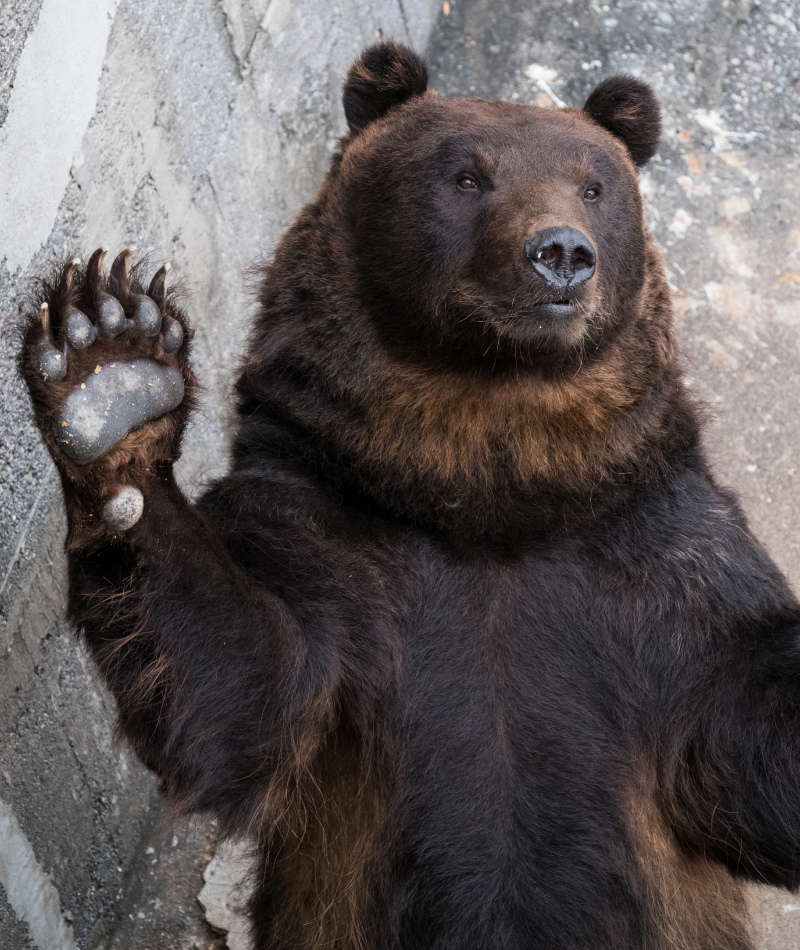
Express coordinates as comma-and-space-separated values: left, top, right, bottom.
19, 247, 196, 535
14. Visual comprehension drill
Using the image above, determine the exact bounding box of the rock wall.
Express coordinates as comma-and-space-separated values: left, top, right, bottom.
0, 2, 438, 947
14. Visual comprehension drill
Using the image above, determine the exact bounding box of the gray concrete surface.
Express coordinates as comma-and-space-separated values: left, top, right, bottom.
0, 1, 438, 947
1, 0, 798, 947
428, 0, 800, 945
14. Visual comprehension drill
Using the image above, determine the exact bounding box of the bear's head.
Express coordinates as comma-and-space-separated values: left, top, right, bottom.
240, 43, 696, 540
338, 42, 662, 362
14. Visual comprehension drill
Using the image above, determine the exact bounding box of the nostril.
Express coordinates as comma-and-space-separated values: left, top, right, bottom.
570, 246, 595, 272
537, 243, 562, 268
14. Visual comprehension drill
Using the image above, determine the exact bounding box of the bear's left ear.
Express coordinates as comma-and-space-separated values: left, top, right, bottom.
583, 76, 661, 167
343, 41, 429, 135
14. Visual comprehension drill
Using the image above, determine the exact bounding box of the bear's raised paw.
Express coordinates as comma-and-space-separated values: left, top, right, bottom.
20, 247, 196, 534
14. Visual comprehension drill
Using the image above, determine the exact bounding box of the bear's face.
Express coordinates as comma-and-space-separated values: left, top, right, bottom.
338, 44, 662, 367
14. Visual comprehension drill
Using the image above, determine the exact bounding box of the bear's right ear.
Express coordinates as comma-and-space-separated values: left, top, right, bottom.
343, 41, 429, 135
583, 76, 661, 167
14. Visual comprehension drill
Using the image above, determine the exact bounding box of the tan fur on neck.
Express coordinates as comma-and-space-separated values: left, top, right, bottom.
337, 244, 675, 504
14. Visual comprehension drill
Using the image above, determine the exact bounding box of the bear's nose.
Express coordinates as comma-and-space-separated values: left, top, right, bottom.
525, 227, 596, 291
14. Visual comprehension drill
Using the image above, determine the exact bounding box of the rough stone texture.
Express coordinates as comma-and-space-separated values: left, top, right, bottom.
0, 1, 46, 129
0, 883, 35, 949
428, 0, 800, 945
103, 820, 225, 950
0, 1, 437, 948
197, 841, 253, 950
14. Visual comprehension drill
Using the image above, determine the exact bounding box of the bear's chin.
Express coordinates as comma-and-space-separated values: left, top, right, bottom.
445, 279, 601, 363
480, 301, 594, 359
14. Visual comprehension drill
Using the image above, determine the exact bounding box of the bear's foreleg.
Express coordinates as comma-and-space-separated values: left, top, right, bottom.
68, 471, 311, 828
18, 250, 318, 829
664, 614, 800, 889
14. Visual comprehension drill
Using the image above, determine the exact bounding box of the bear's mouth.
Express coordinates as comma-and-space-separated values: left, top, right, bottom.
531, 300, 577, 318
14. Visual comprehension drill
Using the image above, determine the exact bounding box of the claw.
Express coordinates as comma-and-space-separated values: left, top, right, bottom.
86, 247, 127, 337
147, 262, 170, 304
148, 263, 182, 350
64, 258, 81, 289
36, 303, 67, 381
86, 247, 108, 286
110, 245, 136, 295
60, 257, 98, 349
39, 301, 52, 337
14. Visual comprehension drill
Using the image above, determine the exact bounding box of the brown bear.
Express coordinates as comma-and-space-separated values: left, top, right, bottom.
18, 40, 800, 950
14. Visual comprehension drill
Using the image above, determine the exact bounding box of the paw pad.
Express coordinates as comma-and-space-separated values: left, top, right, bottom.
102, 486, 144, 531
134, 295, 162, 336
162, 319, 184, 354
56, 359, 184, 464
67, 310, 97, 349
99, 295, 127, 337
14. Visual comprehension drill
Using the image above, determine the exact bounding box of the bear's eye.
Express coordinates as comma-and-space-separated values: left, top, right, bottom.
457, 175, 479, 191
584, 185, 600, 201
